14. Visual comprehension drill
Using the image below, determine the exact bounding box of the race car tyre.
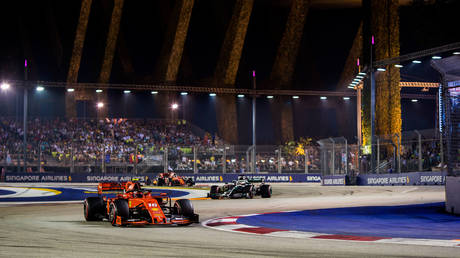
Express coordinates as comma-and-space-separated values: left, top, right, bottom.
84, 197, 105, 221
174, 199, 194, 216
260, 184, 272, 198
110, 199, 129, 226
210, 185, 219, 199
245, 185, 254, 199
186, 178, 195, 186
157, 178, 165, 186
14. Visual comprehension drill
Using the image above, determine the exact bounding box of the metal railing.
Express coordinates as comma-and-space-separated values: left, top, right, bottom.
0, 144, 322, 175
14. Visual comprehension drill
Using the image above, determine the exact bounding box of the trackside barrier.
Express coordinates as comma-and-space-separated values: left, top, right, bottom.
322, 172, 447, 186
357, 172, 447, 186
2, 173, 322, 183
3, 172, 446, 186
321, 175, 347, 186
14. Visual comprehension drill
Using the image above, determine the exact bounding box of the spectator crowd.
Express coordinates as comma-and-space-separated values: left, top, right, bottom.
0, 117, 442, 174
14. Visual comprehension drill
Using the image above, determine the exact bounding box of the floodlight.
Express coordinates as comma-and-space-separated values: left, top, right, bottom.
1, 82, 10, 91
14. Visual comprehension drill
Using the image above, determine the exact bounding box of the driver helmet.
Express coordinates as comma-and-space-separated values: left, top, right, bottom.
125, 181, 139, 192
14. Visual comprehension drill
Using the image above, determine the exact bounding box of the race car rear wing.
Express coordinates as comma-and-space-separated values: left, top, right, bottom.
247, 177, 265, 183
97, 182, 126, 194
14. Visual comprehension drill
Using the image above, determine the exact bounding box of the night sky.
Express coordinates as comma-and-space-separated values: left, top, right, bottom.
0, 0, 458, 144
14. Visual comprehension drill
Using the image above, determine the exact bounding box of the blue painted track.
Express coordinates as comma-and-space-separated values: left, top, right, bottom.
237, 203, 460, 240
0, 189, 16, 195
0, 187, 188, 202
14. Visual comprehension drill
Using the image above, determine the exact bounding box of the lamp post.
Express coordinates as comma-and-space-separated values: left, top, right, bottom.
252, 70, 256, 174
171, 103, 179, 120
97, 102, 105, 173
23, 59, 28, 173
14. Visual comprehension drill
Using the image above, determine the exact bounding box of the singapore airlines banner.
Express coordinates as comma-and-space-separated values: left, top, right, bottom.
2, 173, 322, 183
357, 172, 447, 186
3, 172, 446, 185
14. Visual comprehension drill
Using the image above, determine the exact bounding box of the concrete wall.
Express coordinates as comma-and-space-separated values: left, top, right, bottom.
445, 176, 460, 215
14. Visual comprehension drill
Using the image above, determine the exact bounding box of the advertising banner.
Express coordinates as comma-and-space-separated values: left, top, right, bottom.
357, 172, 447, 186
322, 175, 347, 186
3, 172, 445, 185
3, 173, 322, 183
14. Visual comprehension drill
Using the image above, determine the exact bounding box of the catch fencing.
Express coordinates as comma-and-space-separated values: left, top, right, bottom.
0, 144, 322, 175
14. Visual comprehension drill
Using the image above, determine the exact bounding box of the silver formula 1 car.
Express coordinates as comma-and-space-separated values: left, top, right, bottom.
208, 175, 272, 199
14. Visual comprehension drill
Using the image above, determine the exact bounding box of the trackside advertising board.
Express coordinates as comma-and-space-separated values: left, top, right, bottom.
321, 175, 347, 186
2, 173, 322, 183
2, 172, 446, 185
358, 172, 447, 186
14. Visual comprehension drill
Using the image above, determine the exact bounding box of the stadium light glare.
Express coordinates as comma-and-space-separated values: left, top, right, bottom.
343, 97, 350, 100
394, 64, 403, 68
123, 90, 131, 94
209, 93, 216, 97
180, 92, 188, 96
356, 75, 364, 79
412, 60, 421, 64
67, 88, 75, 92
1, 82, 10, 91
377, 68, 386, 72
432, 56, 442, 59
292, 96, 299, 99
266, 95, 274, 99
347, 86, 355, 89
151, 91, 158, 95
358, 72, 366, 76
320, 96, 327, 100
411, 99, 418, 102
171, 103, 179, 110
97, 102, 104, 108
96, 89, 103, 93
36, 86, 44, 92
453, 52, 460, 55
237, 94, 245, 98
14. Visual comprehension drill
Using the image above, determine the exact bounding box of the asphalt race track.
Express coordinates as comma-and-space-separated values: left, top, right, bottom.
0, 183, 459, 257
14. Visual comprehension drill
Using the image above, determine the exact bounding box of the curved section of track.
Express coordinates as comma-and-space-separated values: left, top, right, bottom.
0, 184, 458, 257
203, 203, 460, 247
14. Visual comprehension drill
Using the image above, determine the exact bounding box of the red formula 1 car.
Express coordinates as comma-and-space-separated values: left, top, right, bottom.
84, 181, 199, 226
151, 172, 194, 187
